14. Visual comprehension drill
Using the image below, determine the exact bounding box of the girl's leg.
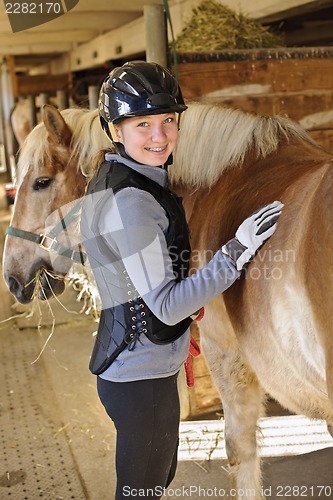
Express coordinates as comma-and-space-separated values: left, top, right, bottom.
97, 373, 180, 499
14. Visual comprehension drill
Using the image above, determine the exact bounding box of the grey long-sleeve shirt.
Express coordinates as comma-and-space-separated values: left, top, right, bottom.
90, 153, 240, 382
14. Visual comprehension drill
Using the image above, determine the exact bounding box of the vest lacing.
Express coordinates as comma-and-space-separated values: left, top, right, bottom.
123, 269, 147, 351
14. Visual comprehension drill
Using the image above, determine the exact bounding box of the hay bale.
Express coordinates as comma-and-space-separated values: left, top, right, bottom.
175, 0, 284, 52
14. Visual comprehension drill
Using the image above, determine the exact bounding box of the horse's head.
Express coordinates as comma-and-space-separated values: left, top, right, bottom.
3, 105, 90, 303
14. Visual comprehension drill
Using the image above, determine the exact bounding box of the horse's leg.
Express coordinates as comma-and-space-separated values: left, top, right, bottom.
203, 339, 265, 499
199, 304, 265, 499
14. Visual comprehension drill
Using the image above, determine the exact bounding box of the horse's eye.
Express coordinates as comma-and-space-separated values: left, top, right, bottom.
33, 177, 53, 191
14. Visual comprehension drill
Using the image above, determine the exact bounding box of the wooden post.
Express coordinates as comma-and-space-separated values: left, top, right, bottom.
56, 90, 69, 110
27, 95, 37, 129
0, 61, 15, 178
144, 5, 168, 67
88, 85, 98, 110
39, 92, 49, 119
6, 56, 18, 100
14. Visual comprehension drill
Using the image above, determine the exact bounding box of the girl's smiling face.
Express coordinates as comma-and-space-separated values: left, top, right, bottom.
114, 113, 178, 166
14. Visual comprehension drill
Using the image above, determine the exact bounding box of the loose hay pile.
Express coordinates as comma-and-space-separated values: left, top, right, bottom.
175, 0, 284, 52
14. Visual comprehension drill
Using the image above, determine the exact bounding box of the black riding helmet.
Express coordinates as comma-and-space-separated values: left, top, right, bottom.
99, 60, 187, 142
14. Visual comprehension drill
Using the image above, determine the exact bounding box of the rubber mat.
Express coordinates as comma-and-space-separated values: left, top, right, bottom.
0, 327, 88, 499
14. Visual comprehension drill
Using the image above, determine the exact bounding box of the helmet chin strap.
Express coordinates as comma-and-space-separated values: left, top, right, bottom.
177, 112, 183, 129
114, 142, 127, 157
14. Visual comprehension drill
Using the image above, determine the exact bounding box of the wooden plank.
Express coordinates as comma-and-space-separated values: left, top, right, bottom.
68, 16, 146, 72
210, 90, 333, 125
198, 92, 333, 152
0, 30, 97, 45
6, 55, 18, 99
286, 22, 333, 46
17, 74, 69, 96
247, 0, 333, 22
215, 0, 333, 22
308, 129, 333, 153
178, 56, 333, 99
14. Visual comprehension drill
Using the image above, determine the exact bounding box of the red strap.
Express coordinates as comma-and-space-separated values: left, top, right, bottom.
191, 306, 205, 322
196, 306, 205, 321
185, 334, 201, 387
189, 335, 200, 357
185, 353, 194, 387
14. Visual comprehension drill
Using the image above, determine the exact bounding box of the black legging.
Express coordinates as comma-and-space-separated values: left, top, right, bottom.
97, 373, 180, 499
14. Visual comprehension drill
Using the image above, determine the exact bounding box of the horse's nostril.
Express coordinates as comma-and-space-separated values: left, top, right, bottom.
8, 276, 21, 295
7, 275, 34, 304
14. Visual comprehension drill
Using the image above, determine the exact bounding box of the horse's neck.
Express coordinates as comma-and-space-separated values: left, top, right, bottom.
170, 181, 201, 221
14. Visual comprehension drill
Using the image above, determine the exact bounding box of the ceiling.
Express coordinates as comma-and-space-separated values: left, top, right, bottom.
0, 0, 162, 72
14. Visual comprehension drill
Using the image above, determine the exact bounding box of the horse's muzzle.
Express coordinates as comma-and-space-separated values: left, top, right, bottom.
5, 263, 66, 304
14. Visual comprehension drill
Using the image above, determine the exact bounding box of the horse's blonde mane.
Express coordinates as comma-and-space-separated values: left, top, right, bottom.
171, 102, 314, 189
17, 107, 111, 182
17, 102, 315, 190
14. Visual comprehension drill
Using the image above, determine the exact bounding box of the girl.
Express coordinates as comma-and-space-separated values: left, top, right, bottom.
80, 60, 283, 499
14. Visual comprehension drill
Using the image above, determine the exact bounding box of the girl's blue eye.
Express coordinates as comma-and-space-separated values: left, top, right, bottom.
138, 122, 148, 127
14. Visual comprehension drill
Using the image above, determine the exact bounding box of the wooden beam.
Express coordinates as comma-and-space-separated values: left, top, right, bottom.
0, 43, 72, 55
168, 0, 333, 23
71, 0, 163, 12
285, 23, 333, 45
220, 0, 333, 22
57, 16, 147, 73
17, 73, 69, 96
176, 49, 333, 99
6, 55, 18, 99
0, 30, 98, 46
308, 129, 333, 152
214, 90, 333, 126
0, 11, 140, 33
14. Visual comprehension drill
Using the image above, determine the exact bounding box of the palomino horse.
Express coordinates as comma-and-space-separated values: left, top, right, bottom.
3, 106, 110, 302
3, 103, 333, 499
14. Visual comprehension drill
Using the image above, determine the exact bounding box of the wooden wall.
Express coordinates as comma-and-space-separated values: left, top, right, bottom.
177, 47, 333, 153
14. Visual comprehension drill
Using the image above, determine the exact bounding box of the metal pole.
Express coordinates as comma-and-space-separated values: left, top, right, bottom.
144, 4, 168, 67
88, 85, 98, 110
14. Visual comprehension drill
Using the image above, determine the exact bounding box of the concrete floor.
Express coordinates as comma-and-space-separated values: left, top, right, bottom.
1, 207, 333, 500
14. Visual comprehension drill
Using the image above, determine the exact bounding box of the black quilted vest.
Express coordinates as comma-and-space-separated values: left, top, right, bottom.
81, 160, 192, 375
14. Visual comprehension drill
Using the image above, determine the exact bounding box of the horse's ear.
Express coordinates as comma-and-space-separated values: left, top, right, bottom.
43, 104, 72, 146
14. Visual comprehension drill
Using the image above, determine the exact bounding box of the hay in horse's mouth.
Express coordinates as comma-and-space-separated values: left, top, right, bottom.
33, 268, 66, 301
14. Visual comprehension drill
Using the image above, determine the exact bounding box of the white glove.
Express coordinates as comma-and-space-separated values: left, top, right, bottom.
222, 201, 284, 271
